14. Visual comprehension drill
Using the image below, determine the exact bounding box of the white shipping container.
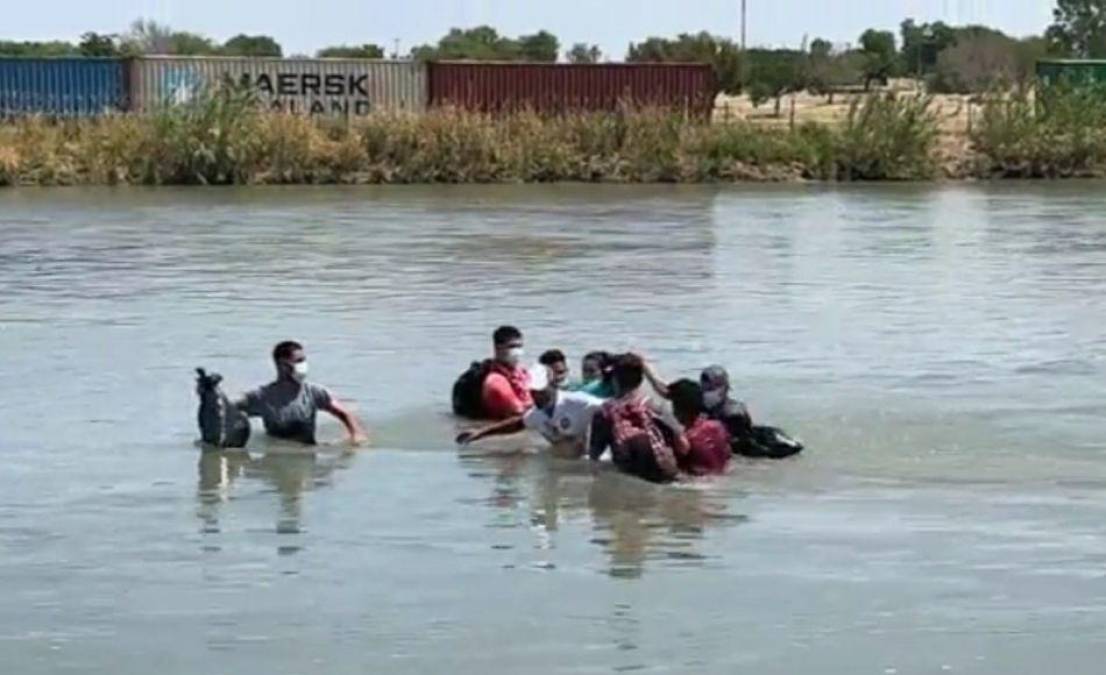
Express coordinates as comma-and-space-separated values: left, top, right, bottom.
130, 57, 426, 115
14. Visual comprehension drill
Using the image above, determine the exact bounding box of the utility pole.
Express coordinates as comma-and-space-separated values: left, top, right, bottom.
741, 0, 747, 51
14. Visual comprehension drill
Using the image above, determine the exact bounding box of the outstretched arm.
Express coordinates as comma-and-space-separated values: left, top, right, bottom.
456, 416, 526, 445
324, 398, 369, 445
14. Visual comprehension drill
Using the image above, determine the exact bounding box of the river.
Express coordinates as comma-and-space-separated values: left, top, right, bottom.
2, 184, 1105, 674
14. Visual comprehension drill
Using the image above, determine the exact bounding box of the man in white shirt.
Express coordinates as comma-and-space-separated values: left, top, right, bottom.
456, 365, 603, 456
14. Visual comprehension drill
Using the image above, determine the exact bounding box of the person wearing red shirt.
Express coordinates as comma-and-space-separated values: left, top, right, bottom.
668, 379, 731, 476
481, 325, 534, 420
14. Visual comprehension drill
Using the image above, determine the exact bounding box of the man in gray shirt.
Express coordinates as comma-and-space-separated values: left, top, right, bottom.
236, 340, 367, 445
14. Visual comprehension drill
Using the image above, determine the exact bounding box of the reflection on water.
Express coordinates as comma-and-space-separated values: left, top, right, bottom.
4, 184, 1106, 674
458, 448, 747, 579
197, 449, 355, 545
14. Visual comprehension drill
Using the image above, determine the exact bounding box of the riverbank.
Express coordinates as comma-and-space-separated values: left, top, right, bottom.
1, 90, 1104, 185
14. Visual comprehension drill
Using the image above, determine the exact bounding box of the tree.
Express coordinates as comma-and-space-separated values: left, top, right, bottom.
78, 32, 119, 57
806, 39, 863, 101
517, 30, 559, 62
122, 19, 173, 54
1048, 0, 1106, 57
169, 32, 219, 56
566, 43, 602, 64
859, 29, 898, 89
745, 49, 807, 115
627, 32, 741, 94
317, 44, 385, 59
931, 30, 1020, 93
222, 34, 282, 57
899, 19, 956, 77
0, 40, 77, 57
412, 26, 519, 61
121, 19, 217, 55
810, 38, 833, 60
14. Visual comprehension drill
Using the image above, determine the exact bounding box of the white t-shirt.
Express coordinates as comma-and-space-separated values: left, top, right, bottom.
523, 390, 603, 445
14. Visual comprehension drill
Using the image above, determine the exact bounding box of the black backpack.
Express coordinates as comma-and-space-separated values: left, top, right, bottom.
451, 360, 493, 419
733, 425, 804, 459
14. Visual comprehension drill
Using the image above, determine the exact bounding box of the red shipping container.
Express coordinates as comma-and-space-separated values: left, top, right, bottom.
428, 62, 716, 117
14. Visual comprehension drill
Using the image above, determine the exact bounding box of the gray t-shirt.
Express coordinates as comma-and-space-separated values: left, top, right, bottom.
238, 380, 332, 444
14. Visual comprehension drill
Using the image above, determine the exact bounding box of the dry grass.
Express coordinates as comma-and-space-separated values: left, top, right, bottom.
10, 83, 1085, 185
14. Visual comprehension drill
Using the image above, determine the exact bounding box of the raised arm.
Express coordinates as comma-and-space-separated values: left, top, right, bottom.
635, 355, 670, 400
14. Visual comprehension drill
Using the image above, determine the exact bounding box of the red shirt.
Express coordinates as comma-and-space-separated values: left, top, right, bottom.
481, 363, 533, 420
679, 416, 731, 476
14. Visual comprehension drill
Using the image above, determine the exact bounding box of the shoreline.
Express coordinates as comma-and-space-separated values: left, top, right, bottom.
2, 91, 1103, 187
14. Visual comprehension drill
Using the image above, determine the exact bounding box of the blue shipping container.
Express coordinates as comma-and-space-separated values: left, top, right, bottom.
0, 58, 127, 116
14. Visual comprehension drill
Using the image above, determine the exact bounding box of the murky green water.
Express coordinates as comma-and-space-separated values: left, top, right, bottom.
2, 184, 1106, 674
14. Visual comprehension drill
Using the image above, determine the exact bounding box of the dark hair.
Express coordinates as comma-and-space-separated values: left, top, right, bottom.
583, 350, 612, 366
669, 379, 704, 420
612, 353, 645, 393
539, 349, 566, 367
583, 351, 616, 379
493, 325, 523, 346
272, 340, 304, 362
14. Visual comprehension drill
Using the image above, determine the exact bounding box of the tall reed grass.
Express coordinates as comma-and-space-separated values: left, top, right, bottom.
0, 87, 954, 185
972, 86, 1106, 178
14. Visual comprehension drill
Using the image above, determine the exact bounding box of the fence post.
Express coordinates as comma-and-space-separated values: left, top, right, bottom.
789, 96, 796, 131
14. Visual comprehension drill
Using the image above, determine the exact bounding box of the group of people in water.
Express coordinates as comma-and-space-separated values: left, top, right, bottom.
197, 328, 801, 485
450, 326, 801, 483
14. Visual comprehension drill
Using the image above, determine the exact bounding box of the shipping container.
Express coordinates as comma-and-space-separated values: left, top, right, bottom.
1036, 59, 1106, 88
129, 57, 426, 115
427, 62, 717, 116
0, 58, 127, 116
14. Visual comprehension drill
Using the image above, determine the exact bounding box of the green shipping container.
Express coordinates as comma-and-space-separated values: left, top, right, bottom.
1036, 59, 1106, 88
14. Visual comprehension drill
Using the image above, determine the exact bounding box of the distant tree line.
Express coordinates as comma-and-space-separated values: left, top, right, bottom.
5, 2, 1106, 101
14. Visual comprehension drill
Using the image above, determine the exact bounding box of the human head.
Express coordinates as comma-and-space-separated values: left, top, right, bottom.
611, 353, 645, 396
539, 349, 569, 389
700, 365, 730, 409
272, 340, 307, 383
669, 379, 704, 425
581, 351, 612, 383
492, 326, 524, 367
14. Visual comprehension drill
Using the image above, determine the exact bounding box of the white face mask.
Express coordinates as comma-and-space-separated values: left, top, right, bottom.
291, 361, 309, 382
703, 389, 725, 409
504, 347, 524, 367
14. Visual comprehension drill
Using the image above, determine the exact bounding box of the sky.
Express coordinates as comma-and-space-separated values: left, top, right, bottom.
6, 0, 1057, 57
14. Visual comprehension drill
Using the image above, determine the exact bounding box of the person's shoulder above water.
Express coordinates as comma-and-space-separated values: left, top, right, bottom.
482, 368, 529, 419
303, 381, 333, 408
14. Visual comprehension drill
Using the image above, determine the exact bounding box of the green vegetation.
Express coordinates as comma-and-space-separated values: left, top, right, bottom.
972, 85, 1106, 177
0, 83, 951, 186
565, 43, 602, 64
222, 34, 283, 57
8, 83, 1106, 185
627, 33, 743, 94
745, 49, 807, 113
1047, 0, 1106, 58
316, 44, 385, 59
0, 7, 1095, 100
859, 29, 899, 89
410, 26, 559, 62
